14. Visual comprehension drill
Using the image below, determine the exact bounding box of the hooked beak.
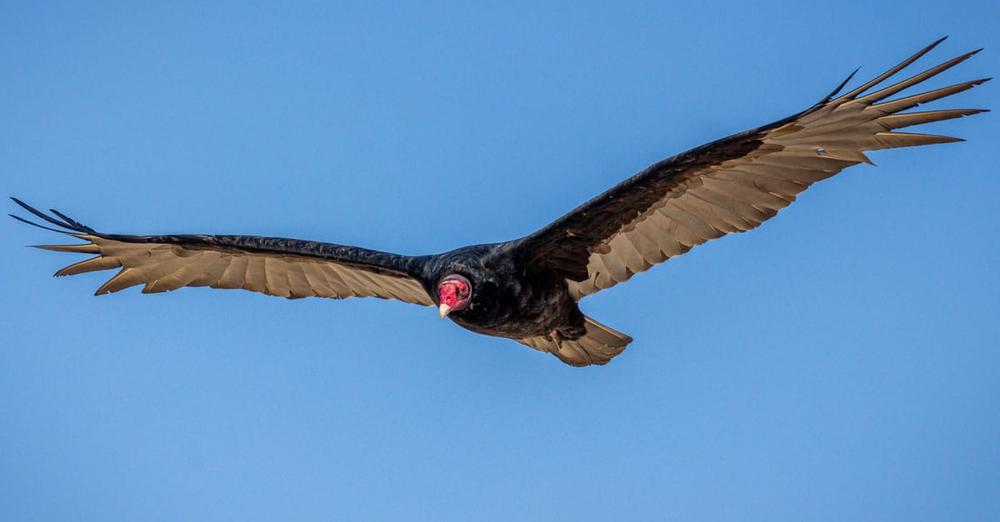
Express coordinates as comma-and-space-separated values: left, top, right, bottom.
438, 303, 451, 319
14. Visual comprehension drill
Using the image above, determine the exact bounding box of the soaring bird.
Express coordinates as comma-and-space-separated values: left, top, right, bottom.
11, 39, 988, 366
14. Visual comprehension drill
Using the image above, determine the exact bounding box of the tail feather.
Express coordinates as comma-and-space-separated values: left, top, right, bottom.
518, 317, 633, 367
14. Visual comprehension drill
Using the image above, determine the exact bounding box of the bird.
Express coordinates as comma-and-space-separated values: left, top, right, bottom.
11, 38, 989, 367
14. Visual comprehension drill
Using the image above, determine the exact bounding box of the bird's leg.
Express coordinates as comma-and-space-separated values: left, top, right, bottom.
556, 322, 586, 341
548, 329, 567, 353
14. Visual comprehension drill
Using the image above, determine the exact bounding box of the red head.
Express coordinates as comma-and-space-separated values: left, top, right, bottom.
437, 274, 472, 318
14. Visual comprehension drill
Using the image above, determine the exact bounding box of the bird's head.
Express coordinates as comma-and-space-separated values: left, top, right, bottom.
437, 274, 472, 318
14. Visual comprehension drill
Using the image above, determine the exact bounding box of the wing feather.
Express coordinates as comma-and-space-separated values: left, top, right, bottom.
216, 254, 249, 290
55, 255, 122, 276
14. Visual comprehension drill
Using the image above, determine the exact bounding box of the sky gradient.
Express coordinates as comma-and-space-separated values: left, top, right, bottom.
2, 1, 998, 520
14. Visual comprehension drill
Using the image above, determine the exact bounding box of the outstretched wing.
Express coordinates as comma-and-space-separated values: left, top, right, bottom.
507, 38, 989, 298
10, 199, 434, 306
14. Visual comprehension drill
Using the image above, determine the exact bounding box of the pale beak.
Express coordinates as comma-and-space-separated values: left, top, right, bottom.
438, 303, 451, 319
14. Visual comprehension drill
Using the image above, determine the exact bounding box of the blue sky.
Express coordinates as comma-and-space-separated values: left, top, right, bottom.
2, 1, 997, 520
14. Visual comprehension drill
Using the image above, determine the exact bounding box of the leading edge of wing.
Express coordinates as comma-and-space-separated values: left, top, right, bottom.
10, 197, 429, 282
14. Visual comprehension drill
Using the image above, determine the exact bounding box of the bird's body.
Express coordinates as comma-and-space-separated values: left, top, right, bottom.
12, 38, 989, 366
420, 242, 586, 341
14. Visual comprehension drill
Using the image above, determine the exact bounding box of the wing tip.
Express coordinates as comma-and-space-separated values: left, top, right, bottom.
10, 197, 96, 235
31, 242, 101, 253
824, 67, 861, 101
923, 36, 949, 55
9, 213, 70, 234
836, 36, 981, 103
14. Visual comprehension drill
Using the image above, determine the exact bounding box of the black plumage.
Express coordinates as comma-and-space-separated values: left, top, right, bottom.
11, 39, 989, 366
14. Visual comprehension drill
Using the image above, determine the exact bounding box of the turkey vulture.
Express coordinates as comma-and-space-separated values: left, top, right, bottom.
11, 39, 989, 366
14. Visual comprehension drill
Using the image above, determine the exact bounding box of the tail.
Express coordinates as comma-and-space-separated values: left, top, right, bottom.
518, 316, 633, 367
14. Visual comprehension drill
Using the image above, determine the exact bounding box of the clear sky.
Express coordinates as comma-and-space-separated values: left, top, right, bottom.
2, 1, 997, 520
